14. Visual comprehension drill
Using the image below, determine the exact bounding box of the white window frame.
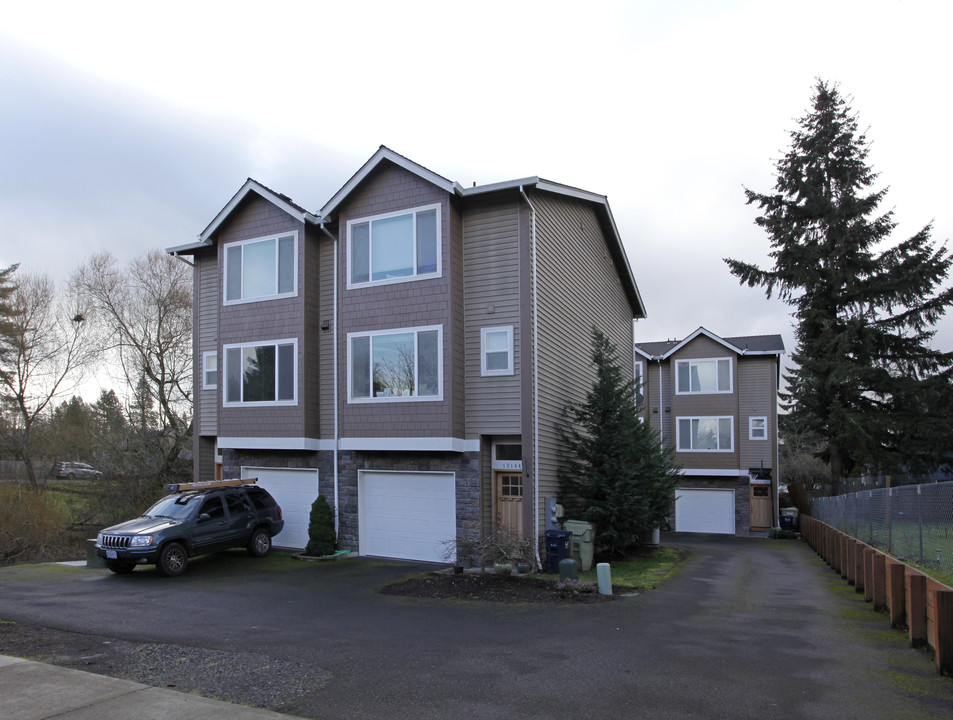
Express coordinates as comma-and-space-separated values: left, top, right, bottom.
347, 325, 443, 403
749, 416, 768, 440
346, 203, 442, 289
481, 326, 514, 376
222, 338, 298, 407
633, 359, 645, 406
676, 416, 735, 452
675, 357, 733, 395
202, 351, 218, 390
223, 231, 298, 305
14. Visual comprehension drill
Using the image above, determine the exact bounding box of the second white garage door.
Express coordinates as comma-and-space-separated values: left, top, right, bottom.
242, 466, 319, 550
675, 488, 736, 534
359, 471, 456, 563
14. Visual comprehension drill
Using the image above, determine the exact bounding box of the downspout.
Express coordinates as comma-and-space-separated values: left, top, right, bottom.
519, 186, 541, 569
658, 361, 664, 447
320, 223, 340, 535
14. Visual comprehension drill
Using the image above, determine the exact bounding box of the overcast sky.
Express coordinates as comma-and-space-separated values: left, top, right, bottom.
3, 0, 952, 379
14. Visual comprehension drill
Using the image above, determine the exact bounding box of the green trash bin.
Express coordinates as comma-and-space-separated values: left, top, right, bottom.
563, 520, 595, 572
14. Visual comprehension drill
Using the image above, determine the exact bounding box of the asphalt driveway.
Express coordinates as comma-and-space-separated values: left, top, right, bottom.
1, 535, 951, 719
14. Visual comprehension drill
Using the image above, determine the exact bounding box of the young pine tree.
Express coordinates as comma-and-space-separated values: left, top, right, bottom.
558, 328, 678, 555
726, 80, 953, 492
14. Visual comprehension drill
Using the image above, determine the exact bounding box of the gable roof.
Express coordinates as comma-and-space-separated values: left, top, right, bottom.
320, 146, 463, 219
167, 178, 319, 254
167, 147, 645, 317
635, 327, 784, 360
318, 146, 645, 318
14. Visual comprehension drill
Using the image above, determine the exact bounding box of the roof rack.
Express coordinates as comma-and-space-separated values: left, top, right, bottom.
166, 478, 258, 493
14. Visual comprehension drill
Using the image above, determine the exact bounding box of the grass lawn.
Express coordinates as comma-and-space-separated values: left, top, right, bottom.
577, 545, 693, 590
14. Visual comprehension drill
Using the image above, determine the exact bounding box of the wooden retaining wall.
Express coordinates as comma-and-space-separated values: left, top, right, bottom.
801, 514, 953, 676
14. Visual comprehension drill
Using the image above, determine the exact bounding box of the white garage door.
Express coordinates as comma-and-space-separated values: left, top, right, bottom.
243, 466, 319, 550
675, 488, 736, 534
359, 471, 456, 563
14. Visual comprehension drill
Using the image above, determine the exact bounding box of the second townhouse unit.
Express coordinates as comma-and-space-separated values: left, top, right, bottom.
169, 146, 646, 563
635, 328, 784, 536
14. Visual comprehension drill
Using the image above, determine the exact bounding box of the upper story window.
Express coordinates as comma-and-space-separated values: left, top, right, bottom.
677, 416, 734, 452
224, 233, 297, 304
749, 416, 768, 440
633, 359, 644, 406
347, 204, 440, 288
481, 326, 514, 376
676, 357, 732, 394
348, 325, 442, 402
223, 339, 297, 406
203, 351, 218, 390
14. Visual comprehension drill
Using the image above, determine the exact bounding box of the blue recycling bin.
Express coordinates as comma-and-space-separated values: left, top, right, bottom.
780, 515, 794, 531
545, 529, 572, 573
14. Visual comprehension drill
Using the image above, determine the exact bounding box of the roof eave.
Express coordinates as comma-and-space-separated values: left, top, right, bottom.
321, 146, 458, 219
197, 179, 320, 244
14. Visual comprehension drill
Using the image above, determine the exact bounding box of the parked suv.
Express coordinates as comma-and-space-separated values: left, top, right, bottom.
53, 461, 102, 479
95, 480, 284, 576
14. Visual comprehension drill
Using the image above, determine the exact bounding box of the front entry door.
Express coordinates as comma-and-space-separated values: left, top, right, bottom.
750, 484, 772, 530
494, 472, 523, 536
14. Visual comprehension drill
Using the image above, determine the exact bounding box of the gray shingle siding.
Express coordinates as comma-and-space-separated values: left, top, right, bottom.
335, 163, 461, 440
215, 195, 308, 440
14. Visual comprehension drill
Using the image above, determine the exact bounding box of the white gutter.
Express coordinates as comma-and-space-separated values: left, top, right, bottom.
519, 186, 541, 568
320, 223, 340, 535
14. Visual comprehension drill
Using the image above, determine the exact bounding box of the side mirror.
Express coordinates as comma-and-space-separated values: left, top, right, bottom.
198, 513, 211, 522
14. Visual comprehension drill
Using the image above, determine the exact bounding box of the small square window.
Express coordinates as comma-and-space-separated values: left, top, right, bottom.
749, 417, 768, 440
481, 326, 514, 376
203, 352, 218, 390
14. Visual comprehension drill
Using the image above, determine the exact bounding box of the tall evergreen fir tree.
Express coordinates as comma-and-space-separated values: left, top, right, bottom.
558, 328, 678, 555
726, 80, 953, 493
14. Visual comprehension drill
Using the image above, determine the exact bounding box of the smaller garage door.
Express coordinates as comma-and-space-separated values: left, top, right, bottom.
243, 467, 319, 549
675, 488, 735, 534
359, 471, 455, 563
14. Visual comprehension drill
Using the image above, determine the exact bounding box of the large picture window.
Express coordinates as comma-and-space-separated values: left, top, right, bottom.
675, 357, 732, 394
224, 233, 297, 303
347, 205, 440, 287
348, 326, 442, 402
224, 340, 297, 406
677, 416, 734, 452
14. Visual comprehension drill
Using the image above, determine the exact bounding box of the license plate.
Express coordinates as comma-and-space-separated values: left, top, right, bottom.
106, 550, 117, 559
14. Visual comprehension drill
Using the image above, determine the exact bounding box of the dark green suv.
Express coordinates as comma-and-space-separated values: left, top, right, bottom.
95, 480, 284, 576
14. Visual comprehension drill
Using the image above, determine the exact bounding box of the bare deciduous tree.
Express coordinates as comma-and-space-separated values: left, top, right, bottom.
74, 250, 193, 475
0, 272, 95, 489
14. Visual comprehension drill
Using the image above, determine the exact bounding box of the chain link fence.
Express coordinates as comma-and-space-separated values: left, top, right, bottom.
810, 481, 953, 576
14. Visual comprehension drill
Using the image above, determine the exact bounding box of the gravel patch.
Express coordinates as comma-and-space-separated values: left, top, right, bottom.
126, 643, 330, 710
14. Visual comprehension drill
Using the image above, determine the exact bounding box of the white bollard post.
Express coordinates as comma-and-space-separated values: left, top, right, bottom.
596, 562, 612, 595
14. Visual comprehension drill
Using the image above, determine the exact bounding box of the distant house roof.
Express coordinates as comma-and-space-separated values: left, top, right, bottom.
635, 327, 784, 360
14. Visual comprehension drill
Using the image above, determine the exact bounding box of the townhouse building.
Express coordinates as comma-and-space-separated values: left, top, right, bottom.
635, 328, 784, 535
169, 147, 645, 562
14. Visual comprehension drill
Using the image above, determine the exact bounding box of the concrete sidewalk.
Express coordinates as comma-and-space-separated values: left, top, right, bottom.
0, 655, 297, 720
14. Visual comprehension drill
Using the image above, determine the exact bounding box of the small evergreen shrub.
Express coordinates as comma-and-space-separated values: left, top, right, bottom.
304, 495, 336, 556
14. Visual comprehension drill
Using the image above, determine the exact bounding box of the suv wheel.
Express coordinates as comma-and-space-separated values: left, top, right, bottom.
157, 542, 188, 576
248, 527, 271, 558
106, 559, 136, 574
